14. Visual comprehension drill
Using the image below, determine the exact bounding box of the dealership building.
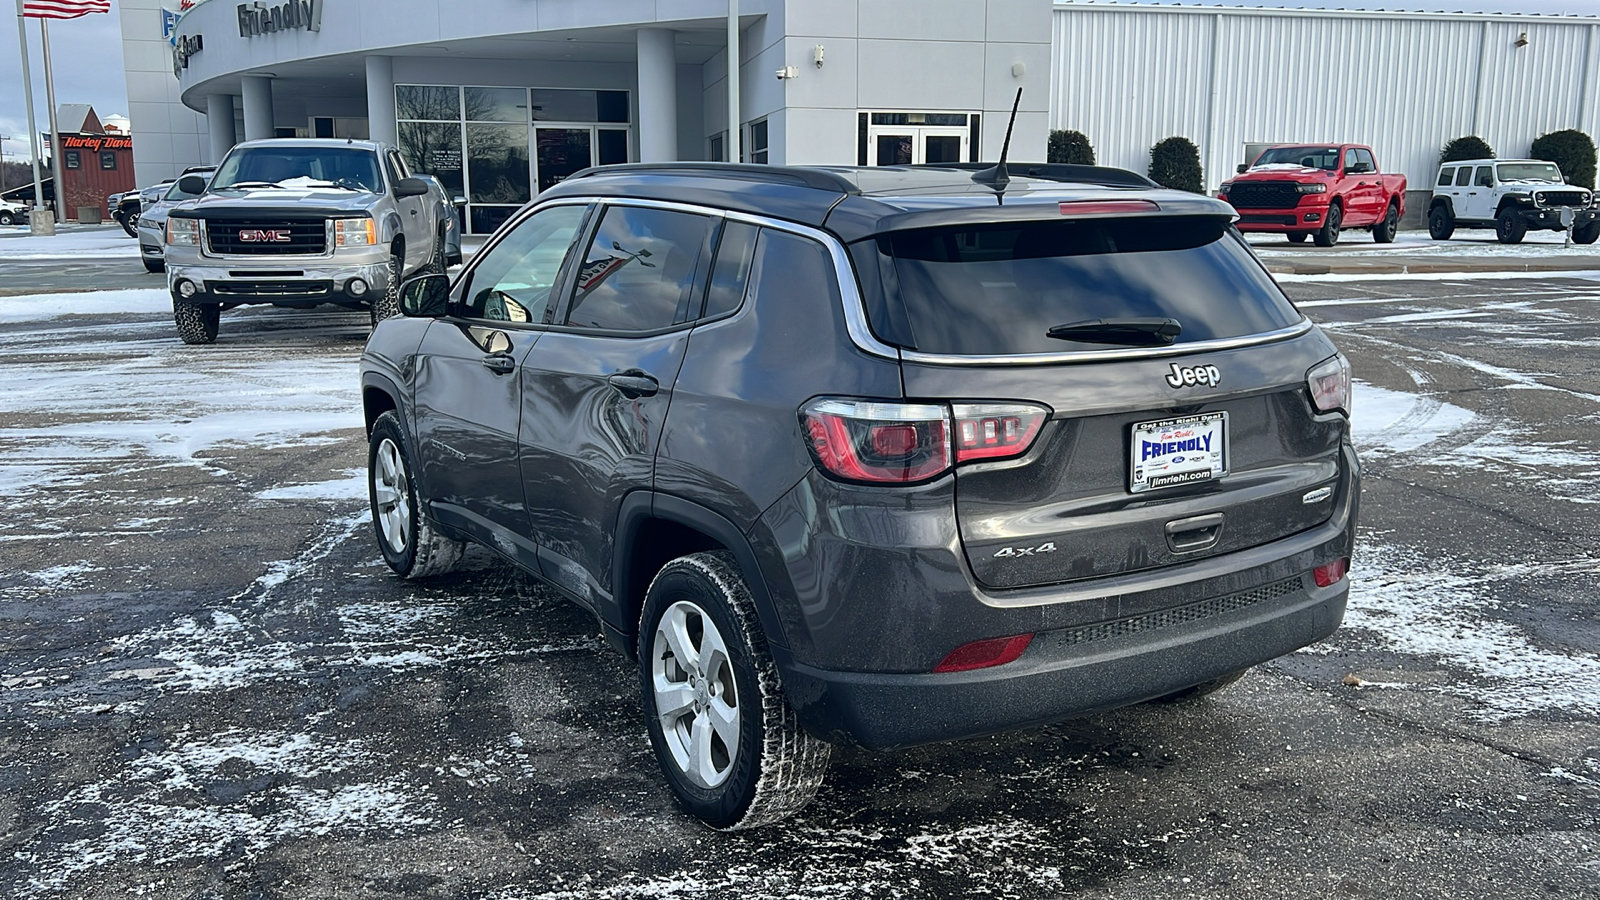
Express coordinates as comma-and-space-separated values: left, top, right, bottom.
119, 0, 1600, 232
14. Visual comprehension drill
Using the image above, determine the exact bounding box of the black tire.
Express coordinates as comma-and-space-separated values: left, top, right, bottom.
1428, 204, 1455, 240
121, 213, 139, 238
1312, 203, 1342, 247
1149, 668, 1249, 704
638, 551, 831, 830
368, 410, 464, 579
370, 248, 403, 326
423, 230, 446, 276
1286, 232, 1308, 243
1372, 200, 1399, 244
1575, 222, 1600, 245
0, 212, 14, 226
142, 258, 165, 274
172, 295, 219, 345
1496, 208, 1527, 244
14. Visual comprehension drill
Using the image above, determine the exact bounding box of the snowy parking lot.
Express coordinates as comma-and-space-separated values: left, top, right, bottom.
1, 234, 1599, 898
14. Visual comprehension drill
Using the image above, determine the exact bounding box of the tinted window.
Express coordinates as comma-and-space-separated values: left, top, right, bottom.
1455, 167, 1473, 187
1475, 166, 1494, 188
704, 222, 758, 319
564, 206, 710, 332
747, 230, 841, 332
878, 217, 1302, 356
1344, 149, 1359, 171
1355, 149, 1375, 170
212, 147, 383, 192
458, 204, 587, 323
1438, 168, 1454, 186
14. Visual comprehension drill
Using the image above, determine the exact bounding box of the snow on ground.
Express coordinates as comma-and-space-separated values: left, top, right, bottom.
0, 226, 140, 259
0, 288, 172, 323
1330, 544, 1600, 722
1249, 229, 1594, 259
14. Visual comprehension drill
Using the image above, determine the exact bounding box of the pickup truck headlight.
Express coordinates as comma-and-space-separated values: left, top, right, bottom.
1296, 184, 1328, 194
167, 218, 201, 246
334, 217, 377, 248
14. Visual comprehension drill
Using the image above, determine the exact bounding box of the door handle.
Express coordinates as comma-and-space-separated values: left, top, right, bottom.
607, 370, 659, 398
481, 354, 516, 375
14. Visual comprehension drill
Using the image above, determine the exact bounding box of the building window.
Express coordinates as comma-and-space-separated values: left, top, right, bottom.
100, 152, 117, 170
747, 119, 768, 164
397, 83, 632, 235
64, 150, 81, 169
709, 133, 725, 162
861, 111, 973, 167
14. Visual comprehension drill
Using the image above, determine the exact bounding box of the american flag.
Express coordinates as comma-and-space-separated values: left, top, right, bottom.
22, 0, 111, 19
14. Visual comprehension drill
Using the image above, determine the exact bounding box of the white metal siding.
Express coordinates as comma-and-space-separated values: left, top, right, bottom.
1052, 4, 1600, 192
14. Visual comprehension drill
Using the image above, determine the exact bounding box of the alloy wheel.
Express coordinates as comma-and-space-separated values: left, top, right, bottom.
372, 437, 411, 554
651, 599, 741, 790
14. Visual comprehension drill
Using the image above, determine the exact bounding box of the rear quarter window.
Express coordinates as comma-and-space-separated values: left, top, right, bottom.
874, 216, 1303, 356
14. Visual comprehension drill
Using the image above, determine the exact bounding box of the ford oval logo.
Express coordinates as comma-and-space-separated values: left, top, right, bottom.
1172, 456, 1185, 463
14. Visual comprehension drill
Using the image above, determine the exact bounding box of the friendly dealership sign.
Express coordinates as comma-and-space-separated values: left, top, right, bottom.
237, 0, 322, 36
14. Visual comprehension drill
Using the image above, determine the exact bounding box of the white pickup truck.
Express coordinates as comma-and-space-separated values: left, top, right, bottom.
164, 138, 449, 344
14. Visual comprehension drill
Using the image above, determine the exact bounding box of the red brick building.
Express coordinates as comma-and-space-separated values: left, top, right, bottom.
47, 105, 135, 221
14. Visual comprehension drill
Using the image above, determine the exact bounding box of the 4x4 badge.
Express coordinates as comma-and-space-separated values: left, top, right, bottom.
1166, 363, 1221, 388
993, 542, 1056, 558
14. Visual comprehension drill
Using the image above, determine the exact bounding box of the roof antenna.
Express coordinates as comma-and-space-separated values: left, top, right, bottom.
972, 87, 1022, 192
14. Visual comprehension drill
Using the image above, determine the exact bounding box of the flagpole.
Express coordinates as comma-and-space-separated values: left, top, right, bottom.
13, 0, 51, 233
40, 16, 65, 222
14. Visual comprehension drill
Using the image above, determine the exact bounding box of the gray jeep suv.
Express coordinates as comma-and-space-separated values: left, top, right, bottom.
359, 162, 1359, 830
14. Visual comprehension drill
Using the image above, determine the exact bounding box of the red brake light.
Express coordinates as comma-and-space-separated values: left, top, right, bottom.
952, 403, 1048, 462
801, 399, 1052, 484
934, 634, 1034, 673
802, 399, 951, 484
1313, 558, 1349, 587
1058, 200, 1160, 216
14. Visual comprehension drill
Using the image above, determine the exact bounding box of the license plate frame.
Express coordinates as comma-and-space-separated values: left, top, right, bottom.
1129, 412, 1228, 494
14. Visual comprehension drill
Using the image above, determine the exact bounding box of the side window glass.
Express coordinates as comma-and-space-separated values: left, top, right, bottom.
1344, 149, 1358, 171
703, 222, 759, 319
565, 206, 711, 332
1438, 168, 1454, 187
1356, 149, 1375, 170
1455, 167, 1473, 187
1476, 166, 1494, 188
458, 204, 587, 323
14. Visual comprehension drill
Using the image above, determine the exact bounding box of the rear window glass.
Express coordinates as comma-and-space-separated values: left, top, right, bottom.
877, 217, 1302, 356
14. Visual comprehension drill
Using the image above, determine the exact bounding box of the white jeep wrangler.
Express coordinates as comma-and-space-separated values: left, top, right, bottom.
1427, 158, 1597, 244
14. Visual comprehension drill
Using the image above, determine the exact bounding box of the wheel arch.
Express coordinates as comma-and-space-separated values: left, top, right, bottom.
1429, 196, 1455, 216
361, 372, 403, 436
609, 492, 788, 662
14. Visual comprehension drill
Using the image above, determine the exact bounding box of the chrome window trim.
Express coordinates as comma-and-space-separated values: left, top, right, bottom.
518, 196, 1313, 365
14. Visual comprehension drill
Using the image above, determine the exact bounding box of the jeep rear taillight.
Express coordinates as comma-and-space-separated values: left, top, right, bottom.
801, 399, 1050, 485
952, 404, 1048, 463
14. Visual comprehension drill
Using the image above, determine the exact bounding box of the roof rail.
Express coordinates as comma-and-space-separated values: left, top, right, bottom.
911, 162, 1157, 189
568, 162, 861, 194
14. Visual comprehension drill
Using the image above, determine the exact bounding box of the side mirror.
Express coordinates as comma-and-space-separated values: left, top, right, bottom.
452, 195, 467, 208
399, 273, 450, 317
1236, 163, 1249, 174
394, 176, 430, 198
177, 174, 207, 195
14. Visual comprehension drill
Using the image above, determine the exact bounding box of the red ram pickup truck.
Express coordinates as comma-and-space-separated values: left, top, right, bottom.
1219, 144, 1407, 246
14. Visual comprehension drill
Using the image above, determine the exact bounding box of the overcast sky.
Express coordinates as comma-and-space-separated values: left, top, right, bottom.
2, 0, 1598, 167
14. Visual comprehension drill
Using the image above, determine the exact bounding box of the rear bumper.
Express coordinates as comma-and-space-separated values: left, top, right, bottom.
755, 440, 1360, 749
777, 577, 1346, 751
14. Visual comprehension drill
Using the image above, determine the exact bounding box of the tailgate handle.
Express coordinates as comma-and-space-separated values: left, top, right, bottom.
1165, 513, 1224, 553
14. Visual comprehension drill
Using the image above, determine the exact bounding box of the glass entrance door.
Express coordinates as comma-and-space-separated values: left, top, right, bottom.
536, 128, 592, 192
867, 125, 969, 166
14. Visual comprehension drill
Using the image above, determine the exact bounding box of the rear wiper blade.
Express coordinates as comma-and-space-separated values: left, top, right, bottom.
1046, 317, 1182, 346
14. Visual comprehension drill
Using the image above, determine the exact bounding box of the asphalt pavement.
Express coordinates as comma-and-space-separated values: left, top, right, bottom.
0, 233, 1597, 899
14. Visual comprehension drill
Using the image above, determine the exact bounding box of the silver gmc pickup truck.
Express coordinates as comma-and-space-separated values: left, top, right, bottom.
164, 138, 448, 344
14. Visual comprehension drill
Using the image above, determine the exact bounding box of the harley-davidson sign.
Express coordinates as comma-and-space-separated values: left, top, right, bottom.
237, 0, 322, 36
239, 229, 292, 242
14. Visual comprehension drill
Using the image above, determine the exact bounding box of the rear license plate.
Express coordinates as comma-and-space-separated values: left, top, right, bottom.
1129, 412, 1228, 493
